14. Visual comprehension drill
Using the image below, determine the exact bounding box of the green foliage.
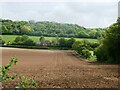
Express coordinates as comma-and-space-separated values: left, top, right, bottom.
14, 36, 21, 43
59, 38, 67, 47
39, 36, 45, 42
1, 19, 105, 38
1, 35, 98, 44
21, 25, 31, 34
51, 37, 59, 46
22, 39, 35, 46
89, 42, 100, 50
67, 38, 76, 48
72, 40, 92, 59
0, 58, 18, 82
13, 35, 35, 46
1, 58, 38, 89
78, 31, 89, 38
94, 44, 107, 62
0, 36, 5, 45
15, 76, 38, 88
82, 48, 91, 58
58, 38, 75, 48
21, 35, 29, 42
95, 18, 120, 64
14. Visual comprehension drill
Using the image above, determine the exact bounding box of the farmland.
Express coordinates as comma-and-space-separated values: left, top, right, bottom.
2, 47, 118, 88
0, 35, 98, 44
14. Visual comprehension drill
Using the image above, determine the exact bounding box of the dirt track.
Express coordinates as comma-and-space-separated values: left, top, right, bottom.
1, 47, 119, 88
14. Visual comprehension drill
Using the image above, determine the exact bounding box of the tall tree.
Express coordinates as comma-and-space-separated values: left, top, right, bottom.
95, 18, 120, 63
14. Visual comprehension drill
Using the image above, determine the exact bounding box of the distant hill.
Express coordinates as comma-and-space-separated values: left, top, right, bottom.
0, 18, 105, 38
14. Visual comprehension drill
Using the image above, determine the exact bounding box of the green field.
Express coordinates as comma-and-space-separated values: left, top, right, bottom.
1, 35, 98, 43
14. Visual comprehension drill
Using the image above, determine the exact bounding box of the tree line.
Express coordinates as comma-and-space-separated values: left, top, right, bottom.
0, 18, 105, 38
72, 18, 120, 64
0, 34, 99, 60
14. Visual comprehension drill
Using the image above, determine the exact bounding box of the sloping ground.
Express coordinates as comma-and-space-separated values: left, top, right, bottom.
1, 47, 119, 88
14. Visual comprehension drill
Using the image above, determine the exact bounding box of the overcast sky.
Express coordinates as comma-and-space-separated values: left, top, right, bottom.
0, 0, 119, 28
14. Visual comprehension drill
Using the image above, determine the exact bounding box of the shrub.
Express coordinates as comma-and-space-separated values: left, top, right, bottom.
14, 36, 21, 44
0, 36, 5, 45
89, 42, 100, 50
15, 76, 38, 88
1, 58, 38, 89
59, 38, 67, 47
82, 48, 91, 58
13, 35, 35, 46
72, 40, 92, 59
21, 35, 28, 41
94, 45, 107, 62
22, 39, 35, 46
67, 38, 76, 48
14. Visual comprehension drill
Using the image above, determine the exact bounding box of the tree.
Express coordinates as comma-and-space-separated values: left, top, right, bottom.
82, 48, 91, 58
39, 36, 45, 42
89, 30, 97, 38
0, 37, 5, 45
59, 38, 67, 47
78, 31, 89, 38
1, 18, 104, 38
21, 25, 31, 34
13, 35, 34, 46
14, 36, 21, 44
21, 35, 29, 42
2, 25, 9, 34
22, 39, 35, 46
51, 37, 59, 46
72, 40, 92, 58
95, 18, 120, 63
67, 38, 76, 48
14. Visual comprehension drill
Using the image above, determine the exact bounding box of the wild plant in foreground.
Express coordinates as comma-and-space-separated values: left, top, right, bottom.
0, 57, 38, 89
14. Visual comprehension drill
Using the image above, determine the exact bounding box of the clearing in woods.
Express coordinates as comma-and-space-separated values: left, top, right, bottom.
2, 47, 118, 88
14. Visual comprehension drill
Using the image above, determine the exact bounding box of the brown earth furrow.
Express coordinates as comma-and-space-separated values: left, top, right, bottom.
1, 47, 119, 88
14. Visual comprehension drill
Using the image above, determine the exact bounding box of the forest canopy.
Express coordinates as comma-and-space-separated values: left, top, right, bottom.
0, 18, 105, 38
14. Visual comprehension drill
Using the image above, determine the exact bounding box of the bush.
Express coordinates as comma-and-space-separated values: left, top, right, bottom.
82, 48, 91, 58
22, 39, 35, 46
0, 37, 5, 45
15, 76, 38, 88
59, 38, 67, 47
20, 35, 29, 42
67, 38, 76, 48
89, 42, 100, 50
13, 35, 35, 46
14, 36, 21, 44
94, 45, 107, 62
72, 40, 92, 59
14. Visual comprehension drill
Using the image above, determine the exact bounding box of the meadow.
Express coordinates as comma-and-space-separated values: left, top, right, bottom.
1, 35, 98, 43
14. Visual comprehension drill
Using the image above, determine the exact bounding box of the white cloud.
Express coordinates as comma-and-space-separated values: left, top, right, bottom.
0, 1, 118, 28
0, 0, 119, 3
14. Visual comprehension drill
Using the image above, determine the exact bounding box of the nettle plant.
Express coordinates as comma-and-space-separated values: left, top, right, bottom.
0, 57, 17, 82
0, 57, 38, 89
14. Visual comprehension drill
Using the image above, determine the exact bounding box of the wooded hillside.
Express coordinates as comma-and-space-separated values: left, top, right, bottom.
0, 19, 105, 38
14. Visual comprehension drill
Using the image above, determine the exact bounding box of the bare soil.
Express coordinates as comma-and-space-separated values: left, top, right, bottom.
1, 47, 119, 88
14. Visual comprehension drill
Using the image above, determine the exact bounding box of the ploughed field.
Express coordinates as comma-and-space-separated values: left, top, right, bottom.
2, 48, 119, 88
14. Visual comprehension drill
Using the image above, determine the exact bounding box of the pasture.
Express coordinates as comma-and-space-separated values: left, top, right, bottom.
1, 35, 98, 43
